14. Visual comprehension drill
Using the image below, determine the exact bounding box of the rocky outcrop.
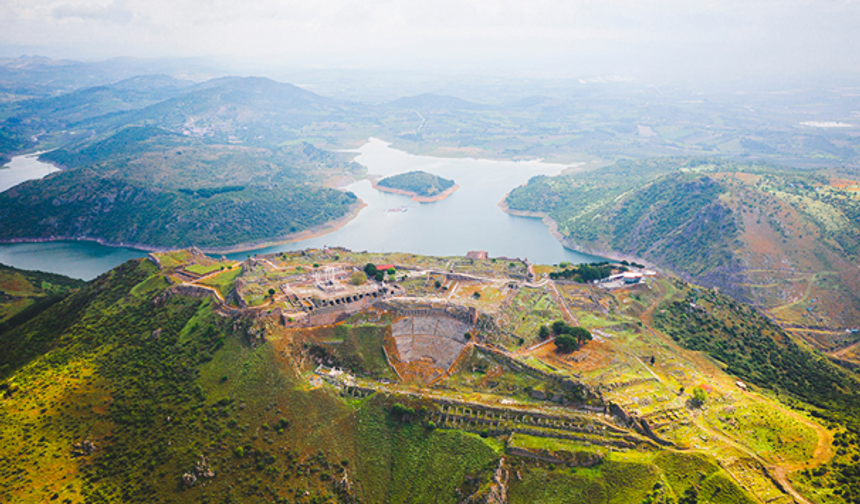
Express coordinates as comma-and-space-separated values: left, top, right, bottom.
146, 253, 163, 269
71, 439, 96, 457
461, 458, 509, 504
484, 458, 509, 504
182, 454, 215, 487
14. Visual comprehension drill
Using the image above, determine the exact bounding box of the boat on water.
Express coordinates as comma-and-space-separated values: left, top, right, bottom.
386, 206, 408, 213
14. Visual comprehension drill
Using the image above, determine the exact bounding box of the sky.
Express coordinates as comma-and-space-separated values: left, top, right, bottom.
2, 0, 860, 82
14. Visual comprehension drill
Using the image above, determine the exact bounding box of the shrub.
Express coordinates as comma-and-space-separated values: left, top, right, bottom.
349, 271, 366, 285
234, 446, 244, 458
391, 403, 415, 420
568, 326, 592, 342
690, 387, 708, 408
538, 325, 550, 340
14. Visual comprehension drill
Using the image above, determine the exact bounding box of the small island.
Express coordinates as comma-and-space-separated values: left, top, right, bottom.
373, 170, 459, 202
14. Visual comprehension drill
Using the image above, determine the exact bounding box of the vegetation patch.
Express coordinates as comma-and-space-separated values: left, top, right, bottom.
376, 170, 456, 199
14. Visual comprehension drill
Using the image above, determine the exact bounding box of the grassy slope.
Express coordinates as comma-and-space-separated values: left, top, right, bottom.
506, 158, 860, 342
0, 260, 507, 503
653, 283, 860, 503
0, 263, 85, 328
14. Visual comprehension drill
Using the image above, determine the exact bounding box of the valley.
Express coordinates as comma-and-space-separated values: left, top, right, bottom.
1, 56, 859, 504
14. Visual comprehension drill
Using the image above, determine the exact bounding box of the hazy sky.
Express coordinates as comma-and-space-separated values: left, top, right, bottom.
2, 0, 859, 81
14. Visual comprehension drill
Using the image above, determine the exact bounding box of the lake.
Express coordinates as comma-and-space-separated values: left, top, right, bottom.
0, 139, 601, 279
0, 151, 59, 193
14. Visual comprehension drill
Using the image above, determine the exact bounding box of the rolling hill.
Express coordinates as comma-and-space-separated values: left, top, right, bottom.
0, 126, 362, 250
505, 158, 860, 355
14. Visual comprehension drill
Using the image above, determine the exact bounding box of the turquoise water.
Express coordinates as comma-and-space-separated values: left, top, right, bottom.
0, 139, 601, 280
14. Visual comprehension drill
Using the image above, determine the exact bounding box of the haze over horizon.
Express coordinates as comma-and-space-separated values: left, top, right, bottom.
2, 0, 860, 87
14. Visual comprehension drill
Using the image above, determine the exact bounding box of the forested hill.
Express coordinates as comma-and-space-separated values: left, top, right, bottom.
506, 158, 860, 350
0, 74, 375, 251
376, 170, 455, 198
0, 127, 361, 250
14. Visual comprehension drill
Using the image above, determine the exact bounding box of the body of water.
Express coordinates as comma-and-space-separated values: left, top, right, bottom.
0, 151, 59, 193
0, 139, 601, 280
230, 138, 601, 265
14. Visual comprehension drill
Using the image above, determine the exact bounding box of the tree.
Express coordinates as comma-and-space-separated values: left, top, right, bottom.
387, 267, 396, 276
538, 325, 550, 340
690, 387, 707, 408
374, 271, 385, 282
555, 333, 578, 353
568, 326, 592, 344
552, 320, 568, 335
364, 263, 377, 277
349, 271, 366, 286
434, 280, 441, 289
268, 288, 276, 297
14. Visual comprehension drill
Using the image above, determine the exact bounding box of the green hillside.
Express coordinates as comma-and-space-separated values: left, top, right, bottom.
506, 158, 860, 350
0, 263, 85, 334
0, 251, 799, 504
0, 127, 362, 250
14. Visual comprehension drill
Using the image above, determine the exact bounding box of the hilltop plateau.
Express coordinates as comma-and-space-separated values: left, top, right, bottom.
1, 248, 857, 503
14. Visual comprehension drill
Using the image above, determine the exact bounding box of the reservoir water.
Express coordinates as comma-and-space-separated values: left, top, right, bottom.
0, 151, 59, 193
0, 139, 601, 280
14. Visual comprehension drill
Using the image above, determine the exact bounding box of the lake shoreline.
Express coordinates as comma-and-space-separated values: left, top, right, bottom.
0, 199, 368, 255
497, 196, 637, 266
370, 180, 460, 202
2, 139, 605, 276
